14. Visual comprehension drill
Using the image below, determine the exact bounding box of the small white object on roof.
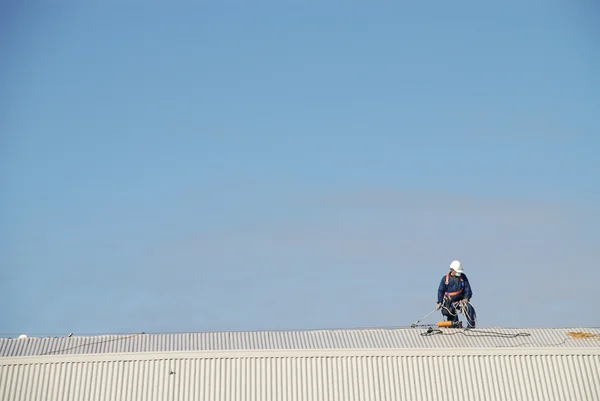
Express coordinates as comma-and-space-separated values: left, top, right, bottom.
18, 334, 28, 339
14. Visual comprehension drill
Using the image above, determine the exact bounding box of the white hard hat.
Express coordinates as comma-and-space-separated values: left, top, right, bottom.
449, 260, 463, 275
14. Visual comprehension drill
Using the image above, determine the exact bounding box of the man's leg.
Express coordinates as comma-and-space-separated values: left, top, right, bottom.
441, 299, 458, 322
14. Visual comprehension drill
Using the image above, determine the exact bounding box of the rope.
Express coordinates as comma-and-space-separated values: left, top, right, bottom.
38, 332, 146, 356
421, 327, 532, 338
441, 299, 477, 328
411, 308, 439, 327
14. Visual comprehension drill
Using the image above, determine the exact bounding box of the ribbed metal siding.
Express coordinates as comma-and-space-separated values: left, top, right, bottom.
2, 328, 599, 357
2, 354, 599, 401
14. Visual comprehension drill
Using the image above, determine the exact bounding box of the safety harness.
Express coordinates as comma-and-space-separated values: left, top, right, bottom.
444, 273, 464, 300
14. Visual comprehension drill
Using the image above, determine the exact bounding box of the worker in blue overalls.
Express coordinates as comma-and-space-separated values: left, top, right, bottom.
436, 260, 477, 328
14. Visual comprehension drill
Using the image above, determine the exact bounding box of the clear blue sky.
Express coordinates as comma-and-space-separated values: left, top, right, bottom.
1, 1, 599, 336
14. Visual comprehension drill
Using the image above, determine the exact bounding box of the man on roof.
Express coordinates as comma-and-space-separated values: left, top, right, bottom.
436, 260, 477, 328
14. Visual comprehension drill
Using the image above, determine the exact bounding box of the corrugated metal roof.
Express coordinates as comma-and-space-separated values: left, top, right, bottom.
2, 349, 600, 401
2, 327, 599, 357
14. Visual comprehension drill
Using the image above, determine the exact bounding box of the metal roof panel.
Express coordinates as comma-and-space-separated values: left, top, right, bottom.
2, 327, 599, 357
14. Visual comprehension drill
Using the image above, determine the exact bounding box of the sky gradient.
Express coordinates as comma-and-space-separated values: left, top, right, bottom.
1, 1, 599, 336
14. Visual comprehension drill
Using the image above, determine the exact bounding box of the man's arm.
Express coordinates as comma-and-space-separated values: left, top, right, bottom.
463, 276, 473, 300
437, 277, 446, 303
